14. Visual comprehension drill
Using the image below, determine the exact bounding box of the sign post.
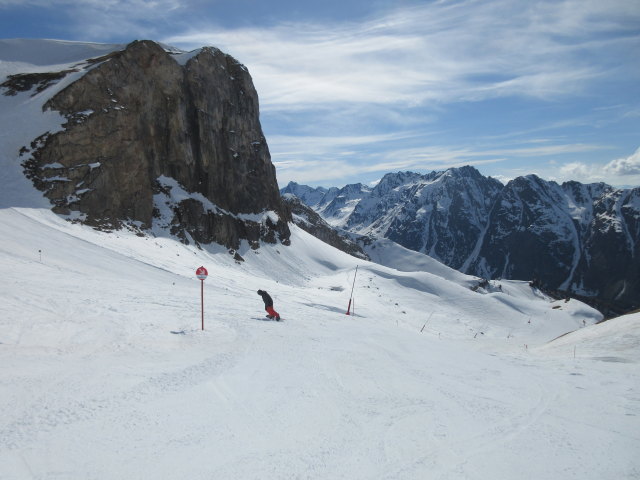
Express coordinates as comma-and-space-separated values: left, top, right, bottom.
196, 266, 208, 330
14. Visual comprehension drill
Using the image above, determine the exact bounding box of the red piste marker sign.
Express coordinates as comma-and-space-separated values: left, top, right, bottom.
196, 266, 208, 280
196, 266, 208, 330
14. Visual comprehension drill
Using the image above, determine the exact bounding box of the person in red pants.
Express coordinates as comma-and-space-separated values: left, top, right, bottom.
257, 289, 280, 320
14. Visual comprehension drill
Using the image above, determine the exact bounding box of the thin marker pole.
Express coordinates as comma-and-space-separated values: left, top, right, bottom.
346, 265, 358, 315
195, 266, 208, 330
201, 279, 204, 330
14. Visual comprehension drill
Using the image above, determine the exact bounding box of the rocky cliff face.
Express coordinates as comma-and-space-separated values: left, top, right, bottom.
10, 40, 290, 249
285, 168, 640, 315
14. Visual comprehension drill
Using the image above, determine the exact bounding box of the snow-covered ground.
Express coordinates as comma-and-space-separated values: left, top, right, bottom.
1, 206, 639, 480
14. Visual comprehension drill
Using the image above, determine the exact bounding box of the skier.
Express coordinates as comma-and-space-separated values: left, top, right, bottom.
257, 289, 280, 320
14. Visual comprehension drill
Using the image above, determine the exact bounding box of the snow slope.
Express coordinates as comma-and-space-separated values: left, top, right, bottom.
1, 206, 638, 480
536, 312, 640, 362
363, 236, 478, 286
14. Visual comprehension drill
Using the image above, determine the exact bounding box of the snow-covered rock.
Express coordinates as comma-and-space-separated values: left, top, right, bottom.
1, 38, 291, 249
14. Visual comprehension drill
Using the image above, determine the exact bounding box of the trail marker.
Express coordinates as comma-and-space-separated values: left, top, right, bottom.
196, 266, 208, 330
346, 265, 358, 315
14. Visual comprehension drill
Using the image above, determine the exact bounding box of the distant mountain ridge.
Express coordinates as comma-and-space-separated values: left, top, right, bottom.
281, 181, 372, 227
281, 167, 640, 315
281, 193, 368, 260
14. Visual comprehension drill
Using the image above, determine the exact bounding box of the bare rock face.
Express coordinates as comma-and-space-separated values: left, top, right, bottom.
20, 40, 290, 249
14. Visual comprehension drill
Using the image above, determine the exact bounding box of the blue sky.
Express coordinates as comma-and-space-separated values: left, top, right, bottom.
1, 0, 639, 188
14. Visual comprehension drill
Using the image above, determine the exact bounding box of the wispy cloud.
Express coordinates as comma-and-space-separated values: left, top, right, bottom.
271, 130, 610, 186
0, 0, 186, 40
0, 0, 184, 11
165, 0, 640, 112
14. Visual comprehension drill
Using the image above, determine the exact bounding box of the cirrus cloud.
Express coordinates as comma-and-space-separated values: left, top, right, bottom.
164, 0, 640, 112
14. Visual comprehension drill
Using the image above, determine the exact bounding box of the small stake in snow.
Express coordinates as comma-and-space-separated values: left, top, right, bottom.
346, 265, 358, 315
421, 311, 435, 332
196, 266, 208, 330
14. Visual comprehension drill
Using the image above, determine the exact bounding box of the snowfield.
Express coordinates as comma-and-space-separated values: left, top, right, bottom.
1, 206, 639, 480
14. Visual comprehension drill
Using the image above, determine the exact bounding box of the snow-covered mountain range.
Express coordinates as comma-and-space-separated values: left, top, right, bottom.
282, 167, 640, 316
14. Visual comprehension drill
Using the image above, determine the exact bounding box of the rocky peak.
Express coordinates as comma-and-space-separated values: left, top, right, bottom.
282, 194, 368, 260
12, 40, 290, 249
318, 182, 372, 227
373, 171, 422, 196
341, 183, 369, 195
280, 181, 328, 207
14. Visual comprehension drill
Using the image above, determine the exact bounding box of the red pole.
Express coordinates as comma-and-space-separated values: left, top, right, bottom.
201, 279, 204, 330
195, 266, 208, 331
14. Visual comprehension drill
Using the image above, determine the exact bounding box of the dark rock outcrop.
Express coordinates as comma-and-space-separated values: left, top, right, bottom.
15, 40, 291, 249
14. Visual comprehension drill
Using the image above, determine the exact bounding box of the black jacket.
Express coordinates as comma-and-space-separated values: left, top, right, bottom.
257, 290, 273, 307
